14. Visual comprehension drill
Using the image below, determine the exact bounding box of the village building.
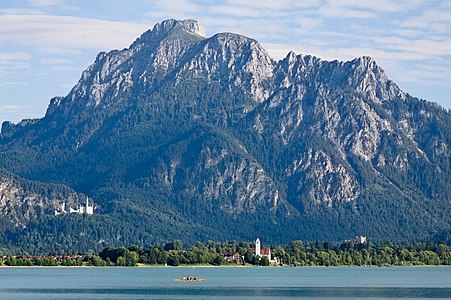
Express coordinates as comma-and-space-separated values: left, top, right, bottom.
222, 251, 241, 263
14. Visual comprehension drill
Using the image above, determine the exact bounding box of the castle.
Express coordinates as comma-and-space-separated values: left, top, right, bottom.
55, 197, 94, 215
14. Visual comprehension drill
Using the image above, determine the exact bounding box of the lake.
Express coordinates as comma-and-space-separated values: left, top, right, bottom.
0, 266, 450, 299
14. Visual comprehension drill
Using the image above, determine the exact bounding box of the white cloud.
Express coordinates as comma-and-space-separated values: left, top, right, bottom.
319, 6, 376, 19
0, 52, 32, 63
0, 81, 27, 87
0, 52, 32, 76
261, 43, 293, 60
225, 0, 321, 10
27, 0, 78, 11
399, 8, 451, 35
322, 0, 425, 14
50, 65, 82, 72
208, 5, 263, 18
0, 14, 148, 50
144, 10, 186, 21
155, 0, 203, 13
392, 64, 451, 86
390, 28, 425, 39
375, 36, 451, 57
40, 58, 73, 65
36, 47, 82, 55
199, 16, 292, 41
145, 0, 203, 19
316, 0, 429, 20
39, 57, 81, 72
28, 0, 64, 7
0, 104, 29, 112
0, 8, 46, 14
294, 17, 323, 30
0, 104, 34, 124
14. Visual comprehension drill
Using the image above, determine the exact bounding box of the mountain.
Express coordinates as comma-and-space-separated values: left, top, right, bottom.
0, 168, 85, 228
0, 19, 450, 253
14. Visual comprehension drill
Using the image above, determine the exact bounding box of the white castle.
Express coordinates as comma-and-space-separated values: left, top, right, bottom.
55, 197, 94, 216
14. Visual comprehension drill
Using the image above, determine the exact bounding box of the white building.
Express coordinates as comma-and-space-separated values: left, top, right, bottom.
55, 197, 94, 215
248, 238, 272, 262
357, 235, 367, 244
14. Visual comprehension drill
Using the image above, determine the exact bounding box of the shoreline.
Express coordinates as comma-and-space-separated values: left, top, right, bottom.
1, 264, 449, 268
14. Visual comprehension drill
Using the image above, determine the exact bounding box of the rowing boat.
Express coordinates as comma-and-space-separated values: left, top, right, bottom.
175, 278, 206, 282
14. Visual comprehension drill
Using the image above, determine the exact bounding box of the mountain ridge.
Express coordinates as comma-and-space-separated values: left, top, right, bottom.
0, 19, 450, 252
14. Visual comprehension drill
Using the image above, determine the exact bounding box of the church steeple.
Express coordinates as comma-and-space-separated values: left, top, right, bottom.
255, 238, 261, 256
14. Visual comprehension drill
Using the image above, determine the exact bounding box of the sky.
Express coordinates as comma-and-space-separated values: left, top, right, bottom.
1, 0, 450, 124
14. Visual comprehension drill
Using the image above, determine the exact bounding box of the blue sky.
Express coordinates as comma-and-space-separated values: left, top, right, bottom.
1, 0, 450, 123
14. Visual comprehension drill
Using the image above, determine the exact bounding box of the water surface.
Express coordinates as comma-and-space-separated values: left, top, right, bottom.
0, 266, 449, 299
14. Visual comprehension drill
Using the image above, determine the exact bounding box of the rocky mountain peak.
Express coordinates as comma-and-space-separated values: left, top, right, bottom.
185, 32, 275, 102
156, 19, 205, 37
276, 52, 404, 104
132, 19, 205, 47
61, 20, 206, 111
344, 56, 405, 103
160, 19, 206, 38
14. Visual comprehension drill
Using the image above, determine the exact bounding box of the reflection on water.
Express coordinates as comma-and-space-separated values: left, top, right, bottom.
1, 287, 451, 299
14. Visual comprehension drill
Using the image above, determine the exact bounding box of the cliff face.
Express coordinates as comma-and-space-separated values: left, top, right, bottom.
0, 19, 449, 248
0, 169, 84, 228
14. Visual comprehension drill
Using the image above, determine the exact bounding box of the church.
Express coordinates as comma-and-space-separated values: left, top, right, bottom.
221, 238, 280, 264
247, 238, 271, 262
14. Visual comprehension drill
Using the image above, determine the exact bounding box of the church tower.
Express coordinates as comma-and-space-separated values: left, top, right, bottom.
255, 238, 261, 256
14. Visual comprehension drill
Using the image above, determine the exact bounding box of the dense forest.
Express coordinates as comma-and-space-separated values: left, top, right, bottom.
2, 240, 450, 267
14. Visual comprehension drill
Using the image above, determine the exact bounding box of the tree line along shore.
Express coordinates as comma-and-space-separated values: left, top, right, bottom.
1, 240, 450, 267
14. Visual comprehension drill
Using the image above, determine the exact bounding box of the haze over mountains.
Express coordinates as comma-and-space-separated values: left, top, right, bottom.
0, 19, 450, 253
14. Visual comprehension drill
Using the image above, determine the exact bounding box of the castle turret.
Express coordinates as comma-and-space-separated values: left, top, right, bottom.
85, 196, 94, 215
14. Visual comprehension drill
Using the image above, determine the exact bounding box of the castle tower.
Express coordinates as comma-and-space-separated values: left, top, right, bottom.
255, 238, 261, 256
85, 196, 94, 215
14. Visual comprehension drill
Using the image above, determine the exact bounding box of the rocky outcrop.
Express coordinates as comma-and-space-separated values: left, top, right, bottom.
0, 169, 84, 227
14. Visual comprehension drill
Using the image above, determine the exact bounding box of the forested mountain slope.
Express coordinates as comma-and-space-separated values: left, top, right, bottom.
0, 19, 449, 253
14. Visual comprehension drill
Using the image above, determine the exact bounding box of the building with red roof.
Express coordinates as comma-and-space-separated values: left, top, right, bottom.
247, 238, 271, 262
